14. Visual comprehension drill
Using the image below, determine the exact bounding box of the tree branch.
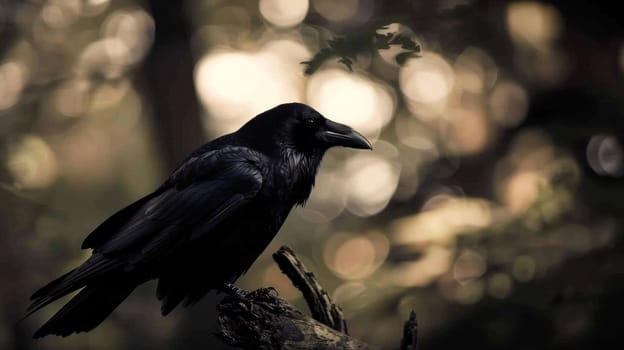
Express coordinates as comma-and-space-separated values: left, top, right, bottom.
216, 246, 418, 349
400, 310, 418, 350
217, 288, 376, 350
272, 246, 348, 333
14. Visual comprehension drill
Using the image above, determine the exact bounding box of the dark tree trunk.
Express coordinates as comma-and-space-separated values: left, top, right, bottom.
140, 0, 206, 170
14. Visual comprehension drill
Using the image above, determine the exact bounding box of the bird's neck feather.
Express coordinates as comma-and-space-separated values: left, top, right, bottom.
279, 147, 324, 205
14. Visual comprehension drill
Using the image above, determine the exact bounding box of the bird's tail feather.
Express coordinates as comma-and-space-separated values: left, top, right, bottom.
33, 281, 136, 338
30, 269, 74, 300
26, 255, 120, 319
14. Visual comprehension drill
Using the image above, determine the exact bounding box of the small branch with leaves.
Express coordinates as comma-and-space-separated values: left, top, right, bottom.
216, 246, 418, 350
301, 21, 421, 75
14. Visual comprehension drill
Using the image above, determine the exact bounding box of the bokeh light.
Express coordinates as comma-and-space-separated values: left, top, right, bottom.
2, 1, 622, 348
83, 0, 111, 17
312, 0, 361, 22
259, 0, 309, 27
7, 135, 59, 189
400, 52, 454, 106
487, 273, 513, 299
393, 197, 492, 246
74, 9, 154, 80
502, 170, 547, 213
40, 0, 82, 29
307, 69, 395, 140
512, 255, 537, 282
454, 47, 498, 94
445, 104, 490, 155
90, 79, 133, 112
393, 114, 438, 152
453, 249, 486, 285
494, 130, 562, 213
343, 151, 401, 217
0, 61, 28, 111
102, 9, 155, 65
54, 79, 90, 117
389, 245, 453, 287
453, 280, 484, 304
332, 281, 367, 308
489, 80, 529, 127
195, 41, 308, 134
324, 231, 389, 280
506, 1, 563, 48
586, 134, 624, 177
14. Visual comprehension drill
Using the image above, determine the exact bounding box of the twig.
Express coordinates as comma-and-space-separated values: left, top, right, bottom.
400, 310, 418, 350
272, 246, 348, 334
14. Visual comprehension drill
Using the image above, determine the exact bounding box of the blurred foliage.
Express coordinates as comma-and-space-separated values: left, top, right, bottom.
1, 0, 623, 350
302, 20, 421, 74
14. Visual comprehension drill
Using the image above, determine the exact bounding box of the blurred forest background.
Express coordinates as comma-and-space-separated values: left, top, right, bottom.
1, 0, 623, 349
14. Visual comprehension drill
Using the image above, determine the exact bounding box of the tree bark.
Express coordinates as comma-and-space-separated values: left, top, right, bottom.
272, 246, 348, 334
217, 246, 418, 350
217, 288, 377, 350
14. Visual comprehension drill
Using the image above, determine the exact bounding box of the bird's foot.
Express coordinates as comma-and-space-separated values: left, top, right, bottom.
221, 283, 257, 313
221, 283, 249, 299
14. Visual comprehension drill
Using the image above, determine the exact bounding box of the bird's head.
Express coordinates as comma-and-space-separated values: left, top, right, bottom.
239, 103, 372, 156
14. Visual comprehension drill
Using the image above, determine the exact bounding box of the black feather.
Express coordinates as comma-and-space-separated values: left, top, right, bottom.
33, 280, 136, 338
82, 192, 161, 249
26, 103, 370, 337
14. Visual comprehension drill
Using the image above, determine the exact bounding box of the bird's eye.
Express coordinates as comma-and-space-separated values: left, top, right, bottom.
305, 119, 317, 129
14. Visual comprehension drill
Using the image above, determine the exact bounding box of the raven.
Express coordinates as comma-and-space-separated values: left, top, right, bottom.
26, 103, 371, 338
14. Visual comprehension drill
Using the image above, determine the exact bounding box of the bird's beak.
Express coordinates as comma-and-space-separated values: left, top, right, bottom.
316, 119, 372, 150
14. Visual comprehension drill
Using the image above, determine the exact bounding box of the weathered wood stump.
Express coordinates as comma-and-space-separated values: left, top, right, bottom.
216, 246, 418, 350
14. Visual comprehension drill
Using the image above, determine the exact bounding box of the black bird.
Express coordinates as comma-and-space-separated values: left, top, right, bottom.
26, 103, 371, 338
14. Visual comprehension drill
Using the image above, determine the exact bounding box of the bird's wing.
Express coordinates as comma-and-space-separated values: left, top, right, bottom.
27, 148, 265, 318
81, 191, 162, 249
84, 147, 265, 262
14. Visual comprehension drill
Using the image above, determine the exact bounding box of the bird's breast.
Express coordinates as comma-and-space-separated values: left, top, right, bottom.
272, 151, 321, 206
